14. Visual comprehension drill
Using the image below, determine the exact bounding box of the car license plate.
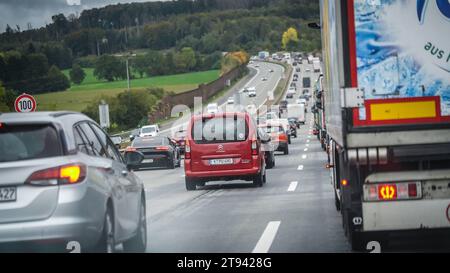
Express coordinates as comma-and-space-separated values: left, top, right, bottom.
209, 159, 233, 166
142, 159, 154, 164
0, 187, 17, 202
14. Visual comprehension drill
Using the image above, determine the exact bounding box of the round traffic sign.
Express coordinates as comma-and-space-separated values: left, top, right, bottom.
14, 93, 37, 113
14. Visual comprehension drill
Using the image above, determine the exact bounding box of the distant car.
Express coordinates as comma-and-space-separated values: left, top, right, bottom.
207, 103, 219, 114
259, 123, 289, 155
305, 68, 311, 72
110, 135, 122, 149
227, 97, 235, 105
269, 69, 274, 73
257, 128, 275, 169
286, 87, 296, 99
140, 124, 159, 137
287, 119, 298, 138
266, 111, 279, 121
293, 74, 299, 78
129, 128, 140, 142
247, 87, 257, 97
292, 62, 298, 66
0, 111, 146, 253
296, 68, 301, 73
293, 77, 298, 82
303, 89, 309, 95
126, 136, 181, 169
262, 77, 268, 81
173, 128, 187, 154
290, 82, 297, 88
279, 100, 288, 113
184, 112, 268, 190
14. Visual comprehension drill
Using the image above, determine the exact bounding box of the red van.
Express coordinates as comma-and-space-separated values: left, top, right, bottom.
184, 112, 267, 191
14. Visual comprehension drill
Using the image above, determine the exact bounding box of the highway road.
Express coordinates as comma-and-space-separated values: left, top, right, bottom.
132, 60, 450, 253
133, 60, 352, 253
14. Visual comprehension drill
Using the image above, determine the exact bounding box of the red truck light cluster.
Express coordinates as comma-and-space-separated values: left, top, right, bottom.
364, 182, 422, 202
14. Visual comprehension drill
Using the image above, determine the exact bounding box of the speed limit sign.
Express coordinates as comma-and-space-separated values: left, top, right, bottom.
14, 93, 37, 113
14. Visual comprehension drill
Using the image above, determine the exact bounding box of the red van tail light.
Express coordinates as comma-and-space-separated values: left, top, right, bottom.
251, 140, 258, 155
364, 182, 422, 202
26, 164, 87, 186
185, 140, 191, 159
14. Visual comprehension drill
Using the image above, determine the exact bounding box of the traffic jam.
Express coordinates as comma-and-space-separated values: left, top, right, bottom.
1, 0, 450, 256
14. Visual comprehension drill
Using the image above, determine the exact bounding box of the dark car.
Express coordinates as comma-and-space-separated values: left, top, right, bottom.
288, 117, 301, 129
280, 100, 288, 113
288, 119, 298, 138
126, 136, 181, 169
173, 129, 187, 154
296, 68, 301, 73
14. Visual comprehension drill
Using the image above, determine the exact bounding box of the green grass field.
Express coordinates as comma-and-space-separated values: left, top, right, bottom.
36, 69, 220, 112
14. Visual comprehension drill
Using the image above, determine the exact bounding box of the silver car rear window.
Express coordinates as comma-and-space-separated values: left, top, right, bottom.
0, 124, 62, 163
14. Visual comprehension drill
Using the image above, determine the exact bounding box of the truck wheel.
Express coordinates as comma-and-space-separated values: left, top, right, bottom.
284, 145, 289, 155
334, 191, 341, 211
185, 177, 197, 191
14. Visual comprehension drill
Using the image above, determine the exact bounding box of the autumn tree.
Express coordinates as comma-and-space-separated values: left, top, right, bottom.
282, 27, 300, 51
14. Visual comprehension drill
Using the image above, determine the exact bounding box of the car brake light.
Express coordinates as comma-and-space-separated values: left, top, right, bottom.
26, 164, 86, 186
156, 146, 170, 151
251, 140, 258, 155
125, 146, 136, 152
364, 182, 421, 202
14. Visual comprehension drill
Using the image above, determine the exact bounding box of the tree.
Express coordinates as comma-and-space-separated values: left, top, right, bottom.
69, 64, 86, 84
94, 55, 125, 82
47, 65, 71, 91
282, 27, 300, 50
24, 53, 49, 79
132, 55, 148, 78
174, 47, 196, 73
0, 82, 16, 112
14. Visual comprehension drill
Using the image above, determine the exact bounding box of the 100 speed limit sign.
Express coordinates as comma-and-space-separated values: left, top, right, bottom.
14, 93, 37, 113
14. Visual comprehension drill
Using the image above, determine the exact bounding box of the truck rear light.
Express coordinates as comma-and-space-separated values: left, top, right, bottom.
26, 164, 86, 186
364, 182, 422, 202
378, 184, 397, 200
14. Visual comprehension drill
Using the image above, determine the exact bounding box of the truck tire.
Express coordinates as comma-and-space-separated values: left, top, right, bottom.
334, 191, 341, 211
185, 177, 197, 191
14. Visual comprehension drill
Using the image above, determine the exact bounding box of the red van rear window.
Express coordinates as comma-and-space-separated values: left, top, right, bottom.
192, 116, 248, 144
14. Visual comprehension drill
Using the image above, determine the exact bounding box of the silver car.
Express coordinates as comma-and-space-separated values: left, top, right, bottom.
0, 112, 147, 253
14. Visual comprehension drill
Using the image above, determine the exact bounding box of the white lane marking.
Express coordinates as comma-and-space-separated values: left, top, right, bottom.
287, 181, 298, 192
306, 144, 310, 147
297, 165, 304, 170
302, 154, 307, 159
181, 174, 186, 178
308, 136, 312, 139
304, 148, 308, 152
252, 221, 281, 253
306, 139, 310, 143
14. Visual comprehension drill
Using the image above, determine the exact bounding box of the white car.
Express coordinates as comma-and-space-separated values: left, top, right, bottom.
296, 99, 307, 106
266, 112, 279, 121
262, 77, 268, 81
247, 87, 257, 97
140, 124, 159, 137
227, 97, 235, 105
206, 103, 219, 114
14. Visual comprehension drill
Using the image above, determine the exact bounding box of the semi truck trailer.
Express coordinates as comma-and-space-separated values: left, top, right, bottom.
317, 0, 450, 250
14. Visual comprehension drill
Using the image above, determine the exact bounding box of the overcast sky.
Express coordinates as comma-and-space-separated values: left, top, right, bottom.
0, 0, 166, 32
